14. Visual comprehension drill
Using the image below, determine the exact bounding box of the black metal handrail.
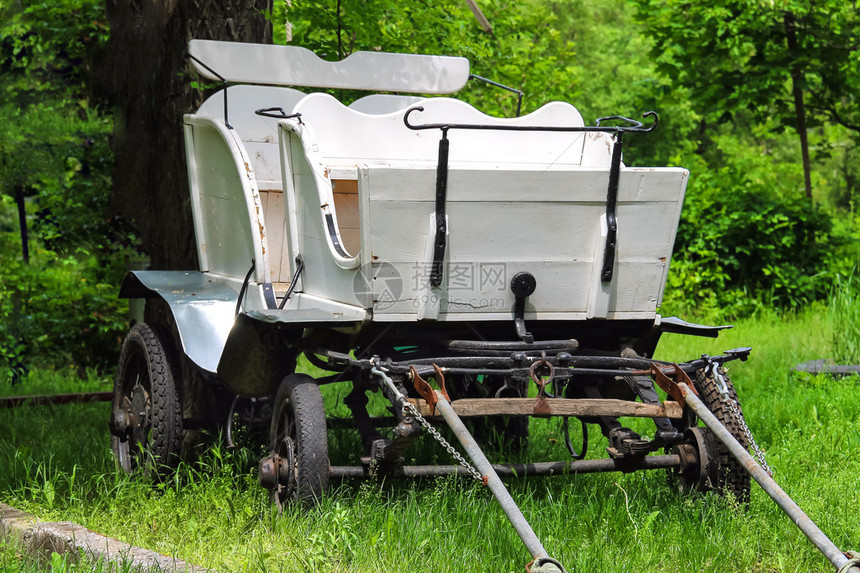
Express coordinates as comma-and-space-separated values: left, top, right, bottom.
403, 106, 658, 134
403, 106, 660, 286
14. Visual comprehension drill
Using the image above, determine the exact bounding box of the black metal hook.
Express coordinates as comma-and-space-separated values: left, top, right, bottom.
236, 258, 255, 317
255, 108, 303, 124
595, 111, 659, 133
278, 254, 304, 309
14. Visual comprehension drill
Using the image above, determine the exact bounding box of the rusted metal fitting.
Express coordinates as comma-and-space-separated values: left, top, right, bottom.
674, 443, 698, 470
530, 352, 555, 417
109, 408, 131, 436
258, 454, 291, 491
528, 352, 555, 387
258, 454, 280, 490
410, 364, 451, 415
649, 363, 697, 405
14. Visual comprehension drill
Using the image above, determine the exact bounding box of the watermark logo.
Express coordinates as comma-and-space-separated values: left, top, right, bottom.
409, 262, 508, 292
353, 261, 514, 311
352, 262, 403, 311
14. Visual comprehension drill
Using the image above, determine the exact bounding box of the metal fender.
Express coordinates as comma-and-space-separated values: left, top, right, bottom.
119, 271, 238, 373
658, 316, 733, 338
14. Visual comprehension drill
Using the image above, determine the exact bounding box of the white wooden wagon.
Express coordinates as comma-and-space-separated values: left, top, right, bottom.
108, 40, 858, 573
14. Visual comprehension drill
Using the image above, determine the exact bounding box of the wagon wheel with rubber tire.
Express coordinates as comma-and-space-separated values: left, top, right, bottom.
694, 367, 751, 502
670, 367, 751, 502
266, 373, 330, 507
109, 323, 183, 475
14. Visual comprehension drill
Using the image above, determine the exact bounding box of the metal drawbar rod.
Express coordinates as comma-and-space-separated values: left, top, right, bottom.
678, 382, 859, 573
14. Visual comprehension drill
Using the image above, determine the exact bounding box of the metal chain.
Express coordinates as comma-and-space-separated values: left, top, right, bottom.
372, 367, 483, 482
404, 401, 484, 482
711, 363, 772, 476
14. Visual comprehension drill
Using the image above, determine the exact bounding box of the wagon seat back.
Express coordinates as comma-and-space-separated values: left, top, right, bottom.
185, 40, 469, 312
279, 94, 689, 322
185, 87, 430, 300
185, 86, 308, 293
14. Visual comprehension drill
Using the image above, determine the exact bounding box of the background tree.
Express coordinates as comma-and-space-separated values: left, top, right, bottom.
634, 0, 860, 201
279, 0, 581, 117
98, 0, 273, 270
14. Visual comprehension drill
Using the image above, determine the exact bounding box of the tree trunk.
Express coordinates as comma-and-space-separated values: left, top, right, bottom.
15, 184, 29, 264
98, 0, 272, 271
784, 12, 813, 201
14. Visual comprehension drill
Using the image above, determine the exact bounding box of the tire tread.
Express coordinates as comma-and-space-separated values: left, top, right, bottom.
270, 374, 329, 505
694, 367, 751, 502
112, 323, 183, 474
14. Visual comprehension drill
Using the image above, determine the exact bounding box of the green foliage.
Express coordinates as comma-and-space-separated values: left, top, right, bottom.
562, 0, 859, 316
547, 0, 702, 164
0, 104, 132, 378
0, 239, 127, 378
664, 146, 839, 316
278, 0, 581, 116
633, 0, 860, 134
812, 125, 860, 212
467, 0, 581, 115
0, 0, 133, 380
283, 0, 489, 60
0, 0, 108, 105
829, 269, 860, 364
0, 103, 123, 253
0, 0, 111, 202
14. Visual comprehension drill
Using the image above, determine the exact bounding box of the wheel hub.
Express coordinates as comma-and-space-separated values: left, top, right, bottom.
259, 438, 296, 498
671, 427, 709, 492
109, 407, 131, 437
127, 384, 150, 443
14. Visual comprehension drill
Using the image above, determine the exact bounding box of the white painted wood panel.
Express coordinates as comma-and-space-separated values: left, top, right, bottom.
278, 127, 364, 310
364, 167, 687, 203
259, 190, 290, 282
290, 94, 591, 168
360, 164, 687, 320
189, 40, 469, 94
348, 94, 425, 114
183, 119, 270, 283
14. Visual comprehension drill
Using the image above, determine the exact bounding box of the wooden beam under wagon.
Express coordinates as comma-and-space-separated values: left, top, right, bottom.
407, 397, 682, 419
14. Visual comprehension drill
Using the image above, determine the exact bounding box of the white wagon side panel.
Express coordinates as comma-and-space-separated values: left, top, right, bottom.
183, 116, 271, 284
361, 166, 688, 321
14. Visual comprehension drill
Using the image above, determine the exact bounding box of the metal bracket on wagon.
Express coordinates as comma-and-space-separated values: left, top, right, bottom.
649, 363, 697, 405
410, 365, 450, 415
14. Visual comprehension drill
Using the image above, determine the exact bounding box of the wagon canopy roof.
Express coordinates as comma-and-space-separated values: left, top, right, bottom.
188, 39, 471, 94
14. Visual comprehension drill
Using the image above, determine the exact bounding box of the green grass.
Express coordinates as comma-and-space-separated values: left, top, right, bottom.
829, 270, 860, 365
0, 367, 111, 398
1, 308, 859, 572
0, 542, 148, 573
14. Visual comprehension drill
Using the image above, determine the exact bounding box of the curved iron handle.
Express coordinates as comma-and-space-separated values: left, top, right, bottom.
403, 106, 436, 130
255, 107, 303, 122
595, 111, 659, 133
